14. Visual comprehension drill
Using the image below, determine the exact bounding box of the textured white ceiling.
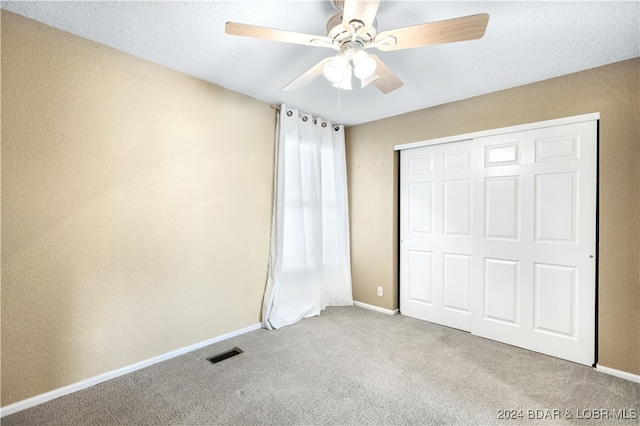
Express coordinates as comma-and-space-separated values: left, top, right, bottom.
3, 1, 639, 125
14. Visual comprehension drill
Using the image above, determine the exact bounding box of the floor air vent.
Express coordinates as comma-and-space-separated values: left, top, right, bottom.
207, 347, 243, 364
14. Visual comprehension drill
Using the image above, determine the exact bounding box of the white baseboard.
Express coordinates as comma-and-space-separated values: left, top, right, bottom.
595, 364, 640, 383
0, 322, 262, 418
353, 301, 399, 316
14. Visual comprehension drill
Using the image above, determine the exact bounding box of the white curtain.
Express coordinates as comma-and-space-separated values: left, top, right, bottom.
262, 104, 353, 329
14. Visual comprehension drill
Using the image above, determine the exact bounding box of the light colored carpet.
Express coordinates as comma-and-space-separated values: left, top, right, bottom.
3, 306, 639, 425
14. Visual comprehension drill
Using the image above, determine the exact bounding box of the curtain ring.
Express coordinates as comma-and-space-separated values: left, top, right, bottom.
286, 110, 293, 117
321, 122, 327, 128
313, 118, 317, 125
334, 126, 340, 131
302, 116, 308, 122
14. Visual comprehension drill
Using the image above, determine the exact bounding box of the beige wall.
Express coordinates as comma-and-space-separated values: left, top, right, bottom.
346, 58, 640, 375
1, 11, 276, 406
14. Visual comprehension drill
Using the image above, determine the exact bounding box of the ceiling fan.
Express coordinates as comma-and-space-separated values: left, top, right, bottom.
225, 0, 489, 94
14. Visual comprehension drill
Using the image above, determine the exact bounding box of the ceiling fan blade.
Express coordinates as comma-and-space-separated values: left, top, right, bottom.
369, 55, 403, 94
282, 59, 331, 91
342, 0, 381, 32
361, 73, 380, 88
225, 22, 334, 48
374, 13, 490, 51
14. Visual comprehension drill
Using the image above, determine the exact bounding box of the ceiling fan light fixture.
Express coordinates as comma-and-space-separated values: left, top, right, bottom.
323, 55, 349, 83
332, 67, 353, 90
323, 63, 343, 83
352, 50, 377, 79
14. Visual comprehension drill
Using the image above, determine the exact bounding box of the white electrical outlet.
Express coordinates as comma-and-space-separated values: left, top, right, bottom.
377, 286, 383, 297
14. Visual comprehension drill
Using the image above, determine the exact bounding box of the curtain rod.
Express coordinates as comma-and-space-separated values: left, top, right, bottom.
269, 104, 344, 128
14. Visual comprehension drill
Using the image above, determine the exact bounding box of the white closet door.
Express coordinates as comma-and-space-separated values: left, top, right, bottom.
399, 120, 597, 365
400, 140, 476, 331
471, 121, 596, 366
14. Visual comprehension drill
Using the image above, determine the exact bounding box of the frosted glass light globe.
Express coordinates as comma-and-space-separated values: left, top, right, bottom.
323, 55, 348, 83
352, 50, 377, 79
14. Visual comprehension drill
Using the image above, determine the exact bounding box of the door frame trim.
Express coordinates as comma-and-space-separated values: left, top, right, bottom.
394, 112, 600, 151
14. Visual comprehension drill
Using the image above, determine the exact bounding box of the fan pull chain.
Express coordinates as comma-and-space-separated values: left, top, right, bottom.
338, 86, 341, 108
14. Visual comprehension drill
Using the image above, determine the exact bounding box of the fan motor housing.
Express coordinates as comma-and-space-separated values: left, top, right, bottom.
326, 12, 377, 48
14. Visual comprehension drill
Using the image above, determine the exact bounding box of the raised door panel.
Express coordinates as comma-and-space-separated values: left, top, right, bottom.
484, 258, 519, 325
408, 183, 433, 235
443, 253, 472, 313
444, 179, 473, 237
535, 173, 577, 243
485, 176, 520, 240
533, 263, 576, 338
407, 250, 433, 305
